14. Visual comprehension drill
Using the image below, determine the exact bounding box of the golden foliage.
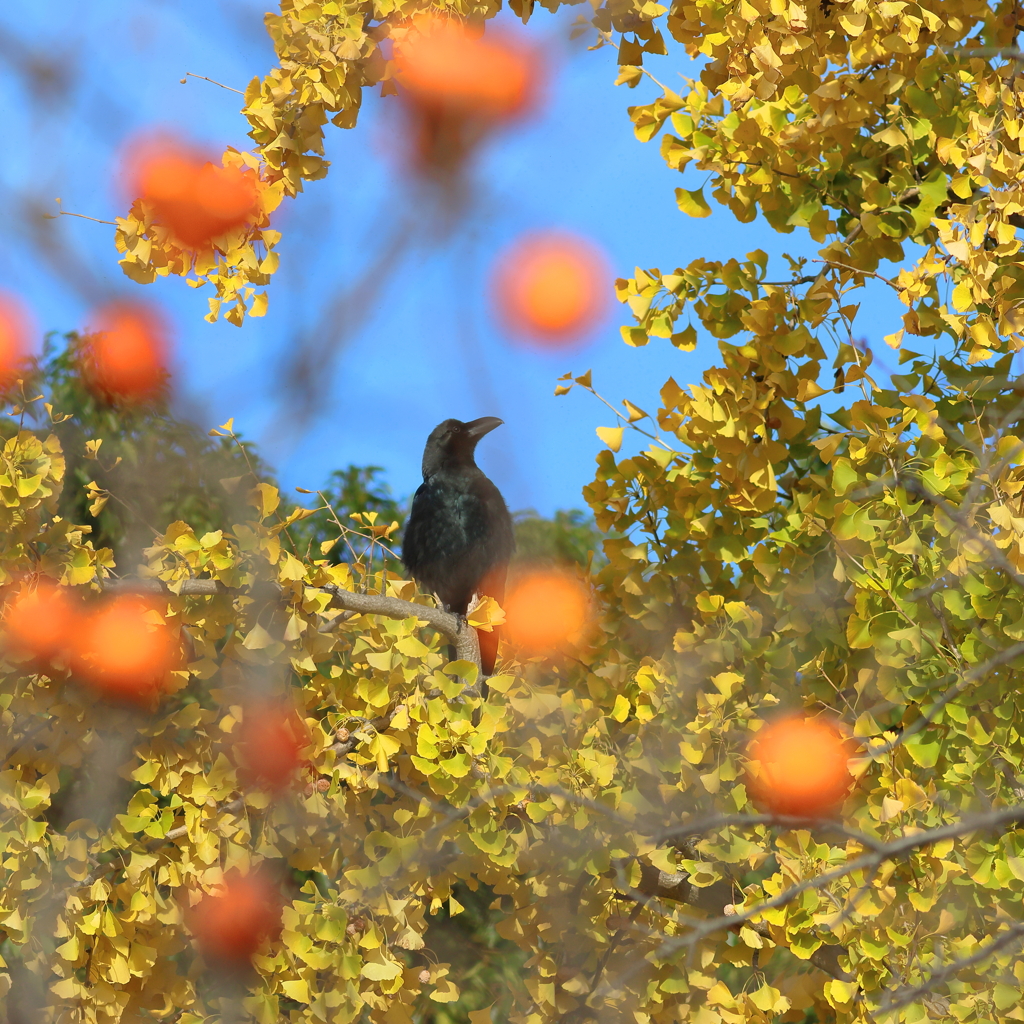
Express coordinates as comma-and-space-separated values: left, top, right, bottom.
25, 1, 1024, 1022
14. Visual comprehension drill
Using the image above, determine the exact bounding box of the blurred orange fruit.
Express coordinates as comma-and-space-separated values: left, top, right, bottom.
0, 293, 32, 389
746, 715, 855, 817
504, 569, 590, 656
71, 595, 179, 703
236, 702, 309, 790
86, 301, 169, 403
128, 138, 259, 247
492, 232, 610, 346
3, 580, 81, 665
394, 17, 538, 122
189, 871, 283, 965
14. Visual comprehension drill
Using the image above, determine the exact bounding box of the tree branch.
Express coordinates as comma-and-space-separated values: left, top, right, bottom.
633, 866, 854, 981
164, 797, 244, 842
102, 576, 483, 672
104, 578, 227, 596
49, 197, 116, 225
181, 71, 243, 94
622, 802, 1024, 987
318, 583, 481, 667
657, 804, 1024, 961
874, 921, 1024, 1014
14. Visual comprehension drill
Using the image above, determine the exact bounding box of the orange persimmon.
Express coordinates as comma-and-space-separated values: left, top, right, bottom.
492, 232, 610, 346
71, 595, 179, 703
235, 701, 309, 791
127, 137, 259, 247
503, 569, 591, 656
0, 293, 32, 389
746, 715, 855, 817
3, 580, 81, 665
85, 301, 169, 403
188, 871, 283, 965
391, 17, 542, 175
394, 16, 539, 122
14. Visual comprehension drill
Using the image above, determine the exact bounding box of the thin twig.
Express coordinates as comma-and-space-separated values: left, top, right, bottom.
101, 574, 483, 676
813, 258, 900, 291
49, 198, 116, 226
658, 804, 1024, 956
164, 797, 245, 842
759, 276, 818, 287
875, 921, 1024, 1014
180, 71, 243, 94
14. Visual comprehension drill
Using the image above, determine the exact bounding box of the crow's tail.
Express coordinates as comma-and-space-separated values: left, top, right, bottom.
479, 625, 500, 677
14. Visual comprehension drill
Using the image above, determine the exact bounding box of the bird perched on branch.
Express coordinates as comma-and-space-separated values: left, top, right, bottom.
402, 417, 514, 675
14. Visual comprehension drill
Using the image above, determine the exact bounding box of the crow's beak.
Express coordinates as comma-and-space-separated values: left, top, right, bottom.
465, 417, 504, 438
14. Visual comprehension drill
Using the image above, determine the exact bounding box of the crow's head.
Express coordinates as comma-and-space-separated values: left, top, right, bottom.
421, 417, 503, 477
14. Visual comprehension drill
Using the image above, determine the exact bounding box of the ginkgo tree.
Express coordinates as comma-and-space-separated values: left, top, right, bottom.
6, 1, 1024, 1024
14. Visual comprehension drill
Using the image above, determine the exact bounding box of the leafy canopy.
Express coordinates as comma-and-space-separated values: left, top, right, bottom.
5, 3, 1024, 1024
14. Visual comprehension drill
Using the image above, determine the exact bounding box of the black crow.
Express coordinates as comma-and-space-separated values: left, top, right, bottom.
402, 417, 514, 674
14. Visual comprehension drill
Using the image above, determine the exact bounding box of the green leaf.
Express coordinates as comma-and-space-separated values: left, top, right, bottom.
904, 733, 941, 769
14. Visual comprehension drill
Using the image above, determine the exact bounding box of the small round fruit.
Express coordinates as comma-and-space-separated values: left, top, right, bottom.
492, 232, 610, 347
504, 569, 590, 656
0, 293, 33, 389
86, 302, 170, 403
235, 701, 309, 790
71, 596, 178, 703
188, 872, 282, 965
746, 715, 854, 817
394, 17, 539, 122
3, 580, 81, 665
128, 137, 259, 247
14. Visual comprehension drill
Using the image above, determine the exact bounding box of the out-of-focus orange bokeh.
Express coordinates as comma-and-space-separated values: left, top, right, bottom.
85, 301, 169, 403
492, 232, 610, 347
503, 569, 591, 656
236, 702, 309, 790
127, 137, 259, 248
188, 871, 283, 965
746, 714, 855, 817
71, 595, 179, 703
0, 293, 33, 389
394, 16, 539, 123
3, 580, 81, 665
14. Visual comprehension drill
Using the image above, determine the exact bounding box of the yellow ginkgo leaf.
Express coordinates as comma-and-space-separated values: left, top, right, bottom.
596, 426, 624, 452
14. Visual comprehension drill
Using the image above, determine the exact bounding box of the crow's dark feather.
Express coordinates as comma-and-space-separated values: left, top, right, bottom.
402, 417, 513, 674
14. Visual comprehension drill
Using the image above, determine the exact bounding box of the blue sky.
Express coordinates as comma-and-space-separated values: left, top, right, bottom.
0, 0, 908, 516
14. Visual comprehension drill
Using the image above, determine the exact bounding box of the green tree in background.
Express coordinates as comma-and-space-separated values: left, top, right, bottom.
22, 337, 603, 587
19, 333, 267, 561
512, 509, 607, 570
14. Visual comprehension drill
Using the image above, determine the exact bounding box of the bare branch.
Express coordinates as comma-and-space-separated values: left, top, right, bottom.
655, 812, 885, 852
875, 921, 1024, 1014
658, 804, 1024, 957
180, 71, 244, 94
871, 637, 1024, 759
814, 258, 900, 291
104, 578, 228, 596
632, 834, 859, 981
49, 198, 116, 225
759, 276, 818, 287
101, 575, 482, 671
